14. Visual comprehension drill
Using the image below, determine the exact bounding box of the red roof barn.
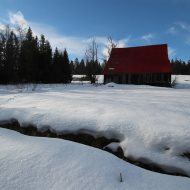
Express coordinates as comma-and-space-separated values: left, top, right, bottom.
104, 44, 171, 86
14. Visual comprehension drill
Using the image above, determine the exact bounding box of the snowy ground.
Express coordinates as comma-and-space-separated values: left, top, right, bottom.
0, 75, 190, 188
0, 128, 190, 190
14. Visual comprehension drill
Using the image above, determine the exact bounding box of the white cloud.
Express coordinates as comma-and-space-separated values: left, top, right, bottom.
0, 24, 6, 31
141, 33, 154, 42
168, 46, 176, 58
176, 22, 189, 31
4, 11, 130, 60
173, 22, 190, 46
173, 22, 190, 33
167, 22, 190, 34
167, 26, 177, 35
118, 38, 130, 47
2, 11, 182, 62
27, 21, 89, 56
8, 11, 28, 29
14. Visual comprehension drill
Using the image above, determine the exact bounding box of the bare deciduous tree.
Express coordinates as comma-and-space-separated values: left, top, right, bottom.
107, 37, 118, 57
102, 37, 118, 62
85, 38, 98, 63
85, 38, 99, 83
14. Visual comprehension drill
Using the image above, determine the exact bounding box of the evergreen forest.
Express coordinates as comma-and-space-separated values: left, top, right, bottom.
0, 26, 190, 84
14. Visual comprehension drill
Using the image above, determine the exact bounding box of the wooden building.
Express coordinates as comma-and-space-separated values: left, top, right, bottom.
103, 44, 171, 86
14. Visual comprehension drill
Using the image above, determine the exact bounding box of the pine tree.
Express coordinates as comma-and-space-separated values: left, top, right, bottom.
170, 58, 190, 75
2, 30, 19, 83
44, 40, 52, 83
52, 47, 62, 83
187, 60, 190, 74
74, 58, 86, 74
74, 58, 80, 74
0, 32, 6, 83
70, 60, 74, 74
19, 27, 39, 82
62, 49, 72, 83
38, 35, 52, 83
79, 59, 85, 74
38, 34, 45, 82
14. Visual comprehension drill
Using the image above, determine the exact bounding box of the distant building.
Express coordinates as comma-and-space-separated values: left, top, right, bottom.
103, 44, 171, 86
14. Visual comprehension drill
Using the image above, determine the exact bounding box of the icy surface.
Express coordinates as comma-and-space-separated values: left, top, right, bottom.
0, 75, 190, 176
0, 128, 190, 190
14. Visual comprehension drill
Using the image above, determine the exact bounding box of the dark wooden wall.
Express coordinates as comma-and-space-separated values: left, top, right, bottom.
104, 73, 171, 86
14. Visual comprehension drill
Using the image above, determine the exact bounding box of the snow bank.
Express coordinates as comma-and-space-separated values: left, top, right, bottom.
173, 75, 190, 89
0, 128, 190, 190
0, 75, 190, 176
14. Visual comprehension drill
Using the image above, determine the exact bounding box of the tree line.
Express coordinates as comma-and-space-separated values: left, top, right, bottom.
170, 59, 190, 75
1, 25, 190, 85
0, 26, 103, 84
71, 58, 103, 77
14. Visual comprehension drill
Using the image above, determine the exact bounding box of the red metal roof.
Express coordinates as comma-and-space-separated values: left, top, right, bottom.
104, 44, 171, 74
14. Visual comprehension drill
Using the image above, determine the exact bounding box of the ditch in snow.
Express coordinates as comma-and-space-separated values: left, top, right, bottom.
0, 118, 189, 178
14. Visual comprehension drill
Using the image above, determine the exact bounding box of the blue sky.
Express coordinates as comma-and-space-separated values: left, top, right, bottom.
0, 0, 190, 61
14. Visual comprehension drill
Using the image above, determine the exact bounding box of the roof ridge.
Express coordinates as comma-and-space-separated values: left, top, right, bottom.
112, 44, 168, 50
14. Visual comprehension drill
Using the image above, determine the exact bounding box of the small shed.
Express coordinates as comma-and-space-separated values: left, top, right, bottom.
103, 44, 171, 86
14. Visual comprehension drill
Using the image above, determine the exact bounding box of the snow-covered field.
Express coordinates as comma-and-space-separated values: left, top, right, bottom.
1, 128, 190, 190
0, 75, 190, 189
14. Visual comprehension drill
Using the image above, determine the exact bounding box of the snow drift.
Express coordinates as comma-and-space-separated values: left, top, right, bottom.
0, 128, 190, 190
0, 75, 190, 177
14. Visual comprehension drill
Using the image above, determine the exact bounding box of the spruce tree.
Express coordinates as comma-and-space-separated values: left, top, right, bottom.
52, 47, 62, 83
38, 35, 52, 83
74, 58, 86, 74
79, 59, 85, 74
44, 40, 52, 83
3, 31, 19, 83
70, 60, 74, 74
19, 27, 39, 82
38, 34, 46, 82
0, 33, 6, 83
62, 49, 72, 83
